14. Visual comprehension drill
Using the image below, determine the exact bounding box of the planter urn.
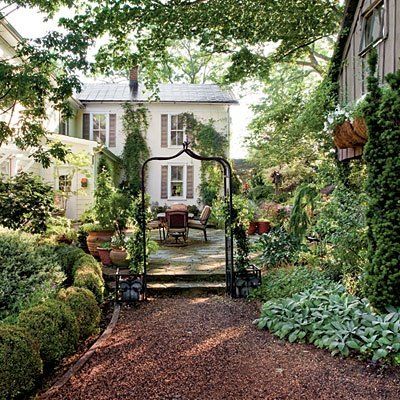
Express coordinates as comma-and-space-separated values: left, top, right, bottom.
258, 221, 271, 235
110, 248, 130, 268
234, 265, 262, 298
97, 247, 112, 266
247, 221, 258, 235
87, 230, 114, 257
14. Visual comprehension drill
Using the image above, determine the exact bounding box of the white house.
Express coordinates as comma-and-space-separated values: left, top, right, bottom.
0, 17, 237, 218
75, 68, 237, 207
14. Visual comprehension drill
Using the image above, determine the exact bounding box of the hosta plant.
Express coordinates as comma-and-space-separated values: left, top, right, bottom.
256, 282, 400, 363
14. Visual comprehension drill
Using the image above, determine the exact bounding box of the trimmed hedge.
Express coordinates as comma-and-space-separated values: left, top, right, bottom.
53, 244, 87, 282
18, 299, 79, 367
73, 255, 104, 303
58, 287, 101, 339
0, 324, 42, 399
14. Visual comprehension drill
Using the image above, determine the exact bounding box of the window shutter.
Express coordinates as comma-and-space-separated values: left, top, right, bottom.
186, 165, 194, 199
109, 114, 116, 147
82, 113, 90, 140
161, 165, 168, 199
161, 114, 168, 148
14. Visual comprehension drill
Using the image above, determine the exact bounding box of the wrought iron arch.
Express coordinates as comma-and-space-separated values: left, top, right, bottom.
140, 141, 235, 297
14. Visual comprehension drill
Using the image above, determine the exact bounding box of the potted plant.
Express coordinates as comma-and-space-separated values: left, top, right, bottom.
83, 223, 114, 257
110, 232, 129, 268
97, 241, 112, 266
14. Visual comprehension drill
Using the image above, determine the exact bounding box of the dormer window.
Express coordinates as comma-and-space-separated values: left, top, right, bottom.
360, 2, 385, 53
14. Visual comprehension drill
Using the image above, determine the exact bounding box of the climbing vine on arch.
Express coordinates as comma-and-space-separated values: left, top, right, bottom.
181, 113, 228, 205
121, 104, 150, 196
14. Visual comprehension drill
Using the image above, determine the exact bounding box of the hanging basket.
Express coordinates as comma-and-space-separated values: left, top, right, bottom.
333, 121, 367, 149
352, 116, 368, 140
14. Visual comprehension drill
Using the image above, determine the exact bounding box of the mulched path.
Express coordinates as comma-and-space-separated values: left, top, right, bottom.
45, 296, 400, 400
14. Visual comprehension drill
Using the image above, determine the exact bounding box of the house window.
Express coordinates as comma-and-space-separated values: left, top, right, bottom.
360, 2, 384, 53
91, 114, 108, 144
169, 165, 186, 199
169, 114, 185, 147
59, 174, 72, 193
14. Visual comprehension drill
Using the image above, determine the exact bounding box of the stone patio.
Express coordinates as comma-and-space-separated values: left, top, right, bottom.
147, 228, 227, 295
148, 228, 226, 276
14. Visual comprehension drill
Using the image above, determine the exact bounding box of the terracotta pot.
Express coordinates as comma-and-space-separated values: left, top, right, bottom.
333, 121, 367, 149
247, 221, 258, 235
97, 247, 112, 266
110, 248, 129, 268
87, 230, 114, 257
258, 221, 271, 235
352, 116, 368, 140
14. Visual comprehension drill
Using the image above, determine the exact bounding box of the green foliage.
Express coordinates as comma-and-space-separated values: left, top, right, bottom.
18, 299, 79, 366
289, 184, 319, 241
0, 172, 54, 233
0, 324, 43, 400
51, 244, 86, 282
121, 104, 149, 196
311, 185, 368, 291
50, 0, 340, 85
94, 168, 117, 230
181, 113, 228, 205
363, 52, 400, 309
45, 216, 78, 244
0, 229, 65, 319
256, 226, 303, 268
250, 265, 328, 302
257, 283, 400, 363
125, 195, 157, 274
73, 256, 104, 303
58, 287, 101, 339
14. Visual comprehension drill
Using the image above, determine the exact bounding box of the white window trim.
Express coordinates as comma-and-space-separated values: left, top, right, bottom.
167, 114, 186, 148
89, 112, 110, 147
168, 164, 187, 200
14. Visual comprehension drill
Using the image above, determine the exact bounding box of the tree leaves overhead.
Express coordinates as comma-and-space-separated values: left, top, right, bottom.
45, 0, 342, 82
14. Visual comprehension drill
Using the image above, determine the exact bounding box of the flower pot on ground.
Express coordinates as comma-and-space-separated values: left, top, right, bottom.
257, 220, 271, 235
84, 225, 114, 257
110, 248, 129, 268
97, 243, 112, 266
247, 221, 258, 235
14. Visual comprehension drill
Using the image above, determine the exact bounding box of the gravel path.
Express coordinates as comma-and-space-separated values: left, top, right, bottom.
47, 296, 400, 400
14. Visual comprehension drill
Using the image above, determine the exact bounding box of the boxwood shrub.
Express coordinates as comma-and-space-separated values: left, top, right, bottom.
72, 254, 104, 303
0, 229, 65, 319
18, 299, 79, 367
58, 287, 101, 339
0, 324, 43, 399
256, 282, 400, 363
52, 244, 87, 282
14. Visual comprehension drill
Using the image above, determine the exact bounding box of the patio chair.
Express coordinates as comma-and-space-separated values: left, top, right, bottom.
188, 205, 212, 242
165, 210, 188, 243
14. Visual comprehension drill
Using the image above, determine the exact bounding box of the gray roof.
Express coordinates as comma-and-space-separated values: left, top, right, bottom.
76, 83, 238, 104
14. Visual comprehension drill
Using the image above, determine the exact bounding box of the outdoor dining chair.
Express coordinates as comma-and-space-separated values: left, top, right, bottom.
165, 210, 189, 243
188, 205, 212, 242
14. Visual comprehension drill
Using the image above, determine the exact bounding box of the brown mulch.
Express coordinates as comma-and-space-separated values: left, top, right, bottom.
44, 296, 400, 400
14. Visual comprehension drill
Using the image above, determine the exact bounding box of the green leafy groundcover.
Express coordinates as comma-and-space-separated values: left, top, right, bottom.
256, 282, 400, 363
249, 265, 328, 302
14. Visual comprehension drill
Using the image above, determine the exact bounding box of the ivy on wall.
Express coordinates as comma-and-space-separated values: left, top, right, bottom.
182, 113, 228, 205
121, 104, 149, 196
363, 51, 400, 309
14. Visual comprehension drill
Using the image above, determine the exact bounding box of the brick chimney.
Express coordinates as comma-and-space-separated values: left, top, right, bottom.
129, 66, 139, 92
